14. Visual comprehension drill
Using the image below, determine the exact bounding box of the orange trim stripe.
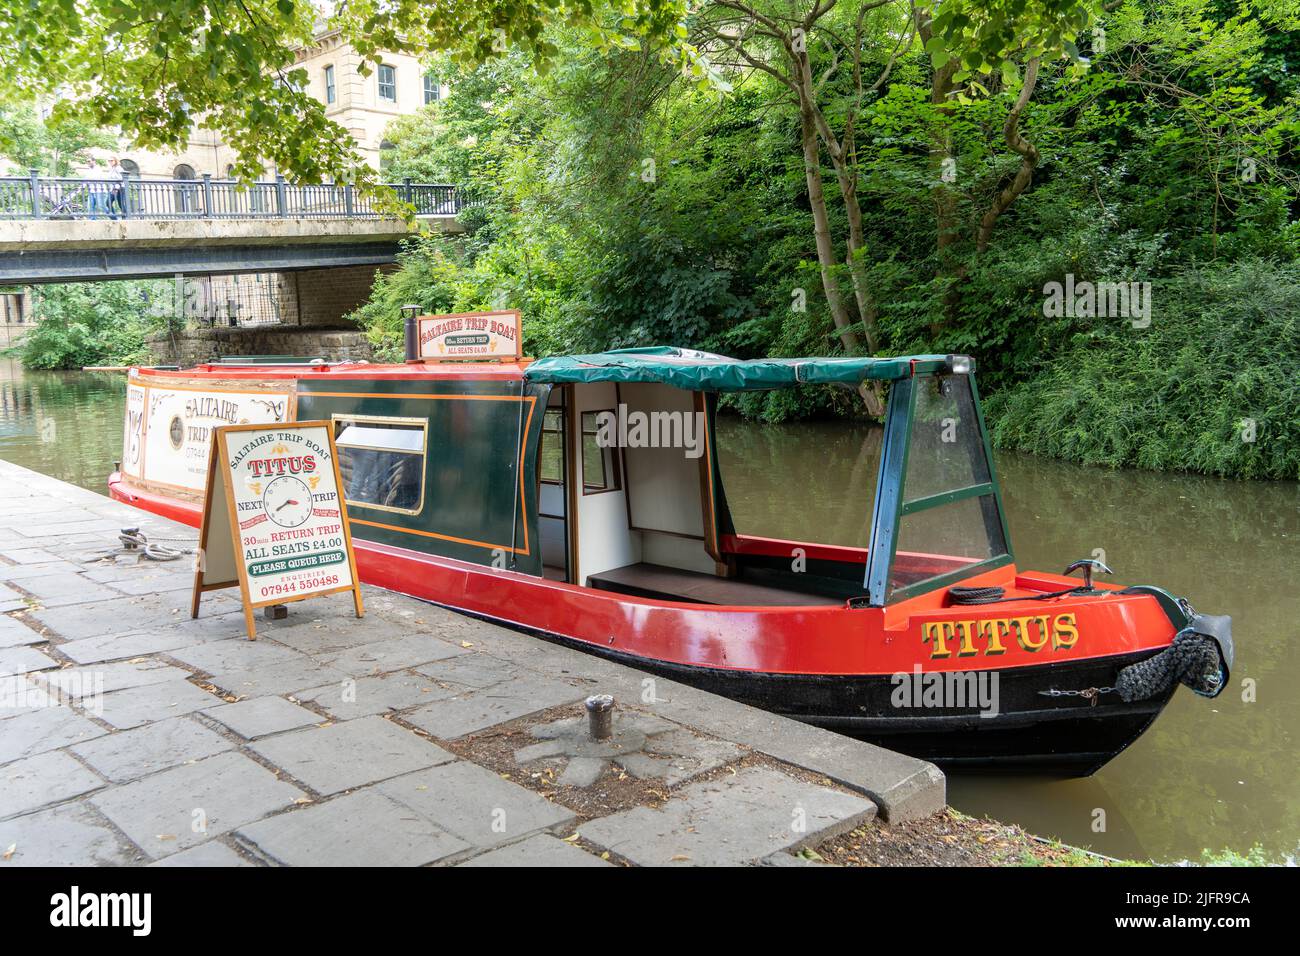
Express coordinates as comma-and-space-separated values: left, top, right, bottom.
305, 390, 537, 558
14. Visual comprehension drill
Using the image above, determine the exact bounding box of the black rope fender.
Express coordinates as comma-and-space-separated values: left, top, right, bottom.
1115, 629, 1225, 702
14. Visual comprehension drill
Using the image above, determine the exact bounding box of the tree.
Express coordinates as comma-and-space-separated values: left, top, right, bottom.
0, 105, 115, 176
0, 0, 693, 190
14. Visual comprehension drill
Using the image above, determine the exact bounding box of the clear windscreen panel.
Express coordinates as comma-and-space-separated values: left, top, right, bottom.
889, 373, 1008, 600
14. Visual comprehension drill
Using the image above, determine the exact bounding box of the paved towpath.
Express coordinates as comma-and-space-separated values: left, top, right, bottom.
0, 459, 942, 866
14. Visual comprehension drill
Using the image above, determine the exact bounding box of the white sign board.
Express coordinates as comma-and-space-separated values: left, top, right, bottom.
417, 309, 522, 361
191, 421, 363, 640
121, 383, 146, 479
143, 385, 292, 493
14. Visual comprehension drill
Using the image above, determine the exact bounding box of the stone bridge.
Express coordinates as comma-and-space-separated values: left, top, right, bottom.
0, 175, 463, 285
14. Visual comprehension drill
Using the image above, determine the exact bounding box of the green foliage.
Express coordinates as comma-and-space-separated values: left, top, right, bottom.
346, 238, 469, 362
1199, 844, 1286, 866
0, 0, 693, 189
6, 281, 177, 370
0, 104, 115, 175
338, 0, 1297, 476
985, 260, 1300, 480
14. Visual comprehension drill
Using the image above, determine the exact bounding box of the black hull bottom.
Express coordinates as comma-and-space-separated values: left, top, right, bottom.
420, 598, 1175, 776
569, 643, 1173, 776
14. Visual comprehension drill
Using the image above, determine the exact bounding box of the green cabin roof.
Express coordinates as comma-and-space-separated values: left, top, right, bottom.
524, 347, 964, 391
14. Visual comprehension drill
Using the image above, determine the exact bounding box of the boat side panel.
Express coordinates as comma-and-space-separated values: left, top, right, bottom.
294, 377, 545, 576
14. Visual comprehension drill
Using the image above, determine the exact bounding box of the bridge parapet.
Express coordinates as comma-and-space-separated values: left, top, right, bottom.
0, 171, 459, 221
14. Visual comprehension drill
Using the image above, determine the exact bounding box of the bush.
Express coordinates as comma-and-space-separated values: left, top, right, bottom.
985, 260, 1300, 480
5, 281, 175, 370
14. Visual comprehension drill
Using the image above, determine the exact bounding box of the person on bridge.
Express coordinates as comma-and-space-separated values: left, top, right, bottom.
107, 158, 130, 219
83, 164, 109, 218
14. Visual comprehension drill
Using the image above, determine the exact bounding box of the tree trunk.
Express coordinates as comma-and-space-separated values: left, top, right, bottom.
799, 106, 860, 355
976, 58, 1041, 253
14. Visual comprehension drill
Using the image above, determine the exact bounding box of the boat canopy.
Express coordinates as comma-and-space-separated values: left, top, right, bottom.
523, 347, 962, 391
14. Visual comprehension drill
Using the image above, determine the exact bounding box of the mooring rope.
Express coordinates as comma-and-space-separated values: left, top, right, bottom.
83, 528, 198, 563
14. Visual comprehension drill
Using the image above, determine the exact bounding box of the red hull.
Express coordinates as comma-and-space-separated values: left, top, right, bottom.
110, 473, 1175, 678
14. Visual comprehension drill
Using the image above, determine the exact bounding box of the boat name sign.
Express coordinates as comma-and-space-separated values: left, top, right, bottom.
922, 614, 1080, 659
417, 309, 521, 361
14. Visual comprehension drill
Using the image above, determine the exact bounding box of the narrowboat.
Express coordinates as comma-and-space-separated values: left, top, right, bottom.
108, 312, 1233, 774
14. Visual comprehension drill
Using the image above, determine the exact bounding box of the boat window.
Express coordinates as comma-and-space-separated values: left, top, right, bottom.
333, 416, 427, 515
540, 408, 564, 484
888, 374, 1008, 601
581, 410, 621, 494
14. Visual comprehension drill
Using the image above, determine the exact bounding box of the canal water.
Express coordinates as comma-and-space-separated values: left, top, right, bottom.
2, 359, 1296, 863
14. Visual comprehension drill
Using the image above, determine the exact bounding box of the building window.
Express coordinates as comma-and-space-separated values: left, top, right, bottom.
377, 64, 396, 103
581, 411, 621, 494
324, 65, 336, 104
173, 164, 196, 180
120, 159, 139, 178
423, 74, 440, 105
334, 416, 427, 515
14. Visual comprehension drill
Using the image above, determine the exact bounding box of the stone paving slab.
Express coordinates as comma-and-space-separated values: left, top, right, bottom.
13, 571, 121, 608
97, 679, 225, 730
320, 632, 468, 675
0, 561, 87, 584
0, 583, 27, 613
150, 840, 255, 867
41, 658, 193, 694
203, 659, 353, 699
0, 750, 105, 820
56, 617, 246, 664
579, 766, 876, 866
0, 616, 43, 648
167, 638, 301, 674
28, 594, 236, 642
0, 645, 57, 676
248, 715, 456, 796
402, 677, 590, 741
91, 751, 305, 857
202, 696, 322, 739
2, 547, 74, 565
0, 676, 59, 720
458, 834, 612, 868
70, 716, 233, 783
296, 671, 462, 720
0, 801, 142, 866
0, 705, 108, 764
236, 790, 469, 866
413, 651, 523, 690
378, 762, 575, 849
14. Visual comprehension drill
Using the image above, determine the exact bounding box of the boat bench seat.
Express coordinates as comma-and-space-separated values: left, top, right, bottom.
587, 562, 834, 607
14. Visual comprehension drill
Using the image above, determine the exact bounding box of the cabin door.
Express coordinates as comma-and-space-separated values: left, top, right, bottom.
568, 382, 637, 586
537, 387, 570, 581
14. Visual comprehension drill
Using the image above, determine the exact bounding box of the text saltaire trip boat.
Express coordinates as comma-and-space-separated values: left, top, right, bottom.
108, 309, 1233, 774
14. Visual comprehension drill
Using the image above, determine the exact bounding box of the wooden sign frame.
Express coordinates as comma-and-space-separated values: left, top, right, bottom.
416, 309, 523, 363
191, 420, 364, 640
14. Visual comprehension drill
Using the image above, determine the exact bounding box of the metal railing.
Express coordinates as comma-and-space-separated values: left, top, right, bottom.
0, 170, 460, 220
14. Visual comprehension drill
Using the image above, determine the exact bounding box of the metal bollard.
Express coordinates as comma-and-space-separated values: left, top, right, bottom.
585, 694, 614, 740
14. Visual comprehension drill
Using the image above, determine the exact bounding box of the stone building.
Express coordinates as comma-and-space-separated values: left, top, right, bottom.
76, 29, 445, 182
